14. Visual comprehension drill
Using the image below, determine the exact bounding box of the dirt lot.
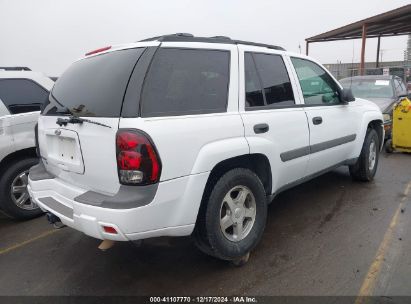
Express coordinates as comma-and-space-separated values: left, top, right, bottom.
0, 151, 410, 297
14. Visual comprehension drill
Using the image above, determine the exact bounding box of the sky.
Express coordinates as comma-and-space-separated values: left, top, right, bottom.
0, 0, 410, 76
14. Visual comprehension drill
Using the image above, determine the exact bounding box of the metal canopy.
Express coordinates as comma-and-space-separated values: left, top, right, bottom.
307, 4, 411, 42
305, 4, 411, 75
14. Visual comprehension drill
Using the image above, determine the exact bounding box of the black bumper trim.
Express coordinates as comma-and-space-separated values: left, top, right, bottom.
74, 184, 158, 209
29, 160, 157, 210
38, 197, 73, 219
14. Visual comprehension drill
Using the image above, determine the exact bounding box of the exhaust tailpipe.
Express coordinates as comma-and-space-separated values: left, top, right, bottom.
98, 240, 116, 251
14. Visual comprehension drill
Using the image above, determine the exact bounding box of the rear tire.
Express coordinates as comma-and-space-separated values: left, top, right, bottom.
0, 158, 42, 220
193, 168, 267, 263
349, 128, 380, 182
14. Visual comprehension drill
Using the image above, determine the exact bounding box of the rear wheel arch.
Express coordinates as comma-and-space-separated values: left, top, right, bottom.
193, 165, 269, 261
0, 148, 38, 176
194, 153, 271, 225
202, 154, 272, 199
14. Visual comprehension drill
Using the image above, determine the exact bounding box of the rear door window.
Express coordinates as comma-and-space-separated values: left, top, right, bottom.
244, 53, 265, 107
244, 52, 295, 110
0, 79, 48, 114
252, 53, 295, 107
141, 48, 230, 117
44, 48, 145, 117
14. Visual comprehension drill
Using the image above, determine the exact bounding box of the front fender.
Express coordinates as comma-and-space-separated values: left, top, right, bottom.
349, 110, 384, 159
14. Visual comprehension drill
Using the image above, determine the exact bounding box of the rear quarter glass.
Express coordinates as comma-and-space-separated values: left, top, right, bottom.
43, 48, 146, 117
140, 48, 230, 117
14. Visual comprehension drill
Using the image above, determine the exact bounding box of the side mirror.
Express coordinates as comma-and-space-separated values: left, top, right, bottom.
340, 88, 355, 103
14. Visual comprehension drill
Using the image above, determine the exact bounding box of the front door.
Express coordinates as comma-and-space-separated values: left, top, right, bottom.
289, 57, 360, 176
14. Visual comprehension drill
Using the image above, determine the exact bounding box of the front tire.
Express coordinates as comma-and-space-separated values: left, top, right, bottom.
0, 158, 42, 220
349, 128, 380, 182
193, 168, 267, 262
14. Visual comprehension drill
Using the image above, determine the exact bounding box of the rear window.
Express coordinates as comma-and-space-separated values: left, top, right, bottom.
44, 48, 145, 117
141, 48, 230, 117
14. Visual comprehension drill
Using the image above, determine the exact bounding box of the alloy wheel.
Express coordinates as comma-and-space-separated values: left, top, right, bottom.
10, 170, 37, 210
219, 185, 256, 242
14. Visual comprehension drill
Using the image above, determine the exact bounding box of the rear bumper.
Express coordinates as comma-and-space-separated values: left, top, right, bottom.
28, 163, 209, 241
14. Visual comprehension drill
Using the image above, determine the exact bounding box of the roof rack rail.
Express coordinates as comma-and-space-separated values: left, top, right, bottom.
209, 36, 231, 40
138, 34, 285, 51
0, 67, 31, 71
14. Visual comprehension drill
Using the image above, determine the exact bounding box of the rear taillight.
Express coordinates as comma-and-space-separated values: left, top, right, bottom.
116, 130, 161, 185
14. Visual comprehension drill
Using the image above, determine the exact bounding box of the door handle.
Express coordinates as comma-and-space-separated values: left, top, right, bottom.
254, 123, 269, 134
312, 116, 323, 125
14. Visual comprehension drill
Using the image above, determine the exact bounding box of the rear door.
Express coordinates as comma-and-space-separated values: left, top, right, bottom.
38, 46, 150, 195
238, 46, 310, 191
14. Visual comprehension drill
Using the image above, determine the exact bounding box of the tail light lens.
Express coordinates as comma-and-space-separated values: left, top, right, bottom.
116, 130, 161, 185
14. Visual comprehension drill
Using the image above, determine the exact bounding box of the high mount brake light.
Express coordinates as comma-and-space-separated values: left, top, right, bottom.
85, 46, 112, 56
116, 130, 161, 185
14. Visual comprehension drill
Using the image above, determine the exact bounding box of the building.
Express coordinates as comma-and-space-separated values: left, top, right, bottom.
324, 61, 410, 81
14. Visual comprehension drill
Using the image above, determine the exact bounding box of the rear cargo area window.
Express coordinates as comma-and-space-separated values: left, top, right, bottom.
0, 79, 48, 114
45, 48, 145, 117
141, 48, 230, 117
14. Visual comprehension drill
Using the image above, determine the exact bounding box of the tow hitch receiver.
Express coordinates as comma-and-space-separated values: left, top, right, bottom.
46, 212, 60, 224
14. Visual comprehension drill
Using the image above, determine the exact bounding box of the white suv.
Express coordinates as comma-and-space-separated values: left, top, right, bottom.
28, 34, 383, 263
0, 68, 54, 219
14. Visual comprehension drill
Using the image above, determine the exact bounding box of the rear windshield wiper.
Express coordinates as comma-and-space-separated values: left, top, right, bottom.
56, 116, 111, 128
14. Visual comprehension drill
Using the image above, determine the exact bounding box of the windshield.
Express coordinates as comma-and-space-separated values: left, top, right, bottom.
42, 48, 145, 117
340, 78, 394, 99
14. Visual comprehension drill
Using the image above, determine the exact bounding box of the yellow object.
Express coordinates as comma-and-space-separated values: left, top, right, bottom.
391, 97, 411, 153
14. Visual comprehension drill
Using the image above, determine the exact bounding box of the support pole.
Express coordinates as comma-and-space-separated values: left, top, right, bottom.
376, 35, 381, 68
306, 41, 309, 56
360, 23, 367, 75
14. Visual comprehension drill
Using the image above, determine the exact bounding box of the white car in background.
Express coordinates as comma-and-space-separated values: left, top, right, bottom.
0, 67, 54, 219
